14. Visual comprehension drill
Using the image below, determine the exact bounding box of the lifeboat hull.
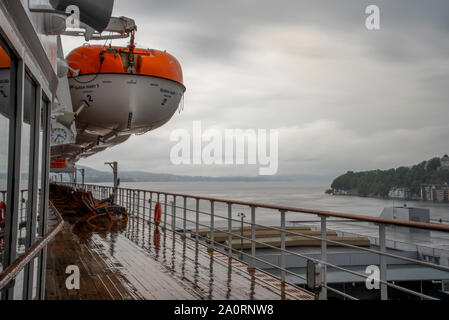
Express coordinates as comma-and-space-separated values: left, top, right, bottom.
69, 74, 184, 136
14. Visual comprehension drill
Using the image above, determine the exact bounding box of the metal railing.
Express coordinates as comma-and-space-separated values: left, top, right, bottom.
1, 190, 41, 256
0, 201, 64, 291
64, 182, 449, 300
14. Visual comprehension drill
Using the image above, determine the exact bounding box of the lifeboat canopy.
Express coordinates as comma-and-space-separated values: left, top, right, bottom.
66, 45, 184, 86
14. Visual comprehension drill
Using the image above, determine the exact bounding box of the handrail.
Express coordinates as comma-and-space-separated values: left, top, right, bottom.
167, 202, 449, 272
75, 183, 449, 233
127, 195, 443, 300
64, 182, 449, 300
0, 201, 64, 291
149, 199, 447, 300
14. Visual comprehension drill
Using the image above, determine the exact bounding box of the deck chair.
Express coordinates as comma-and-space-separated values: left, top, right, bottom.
81, 191, 127, 223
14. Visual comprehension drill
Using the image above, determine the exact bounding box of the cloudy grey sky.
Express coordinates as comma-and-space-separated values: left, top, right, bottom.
62, 0, 449, 178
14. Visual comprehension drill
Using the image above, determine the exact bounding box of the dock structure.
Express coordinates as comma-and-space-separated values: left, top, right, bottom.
46, 196, 315, 300
193, 227, 370, 248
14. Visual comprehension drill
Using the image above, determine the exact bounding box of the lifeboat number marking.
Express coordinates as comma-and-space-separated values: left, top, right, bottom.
160, 88, 176, 107
86, 95, 94, 102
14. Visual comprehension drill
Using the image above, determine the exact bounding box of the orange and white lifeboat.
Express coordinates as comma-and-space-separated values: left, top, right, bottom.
66, 45, 185, 137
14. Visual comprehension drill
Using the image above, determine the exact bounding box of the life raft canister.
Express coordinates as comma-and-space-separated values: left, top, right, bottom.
0, 202, 6, 228
154, 202, 162, 226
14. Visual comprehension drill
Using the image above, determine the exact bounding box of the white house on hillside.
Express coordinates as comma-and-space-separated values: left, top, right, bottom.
441, 155, 449, 170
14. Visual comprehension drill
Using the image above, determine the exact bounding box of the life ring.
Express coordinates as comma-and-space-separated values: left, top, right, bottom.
154, 202, 162, 226
0, 202, 6, 228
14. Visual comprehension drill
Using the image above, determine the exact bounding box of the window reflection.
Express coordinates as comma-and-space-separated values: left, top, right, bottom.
0, 44, 11, 274
0, 44, 11, 119
16, 74, 35, 256
13, 74, 37, 299
0, 34, 52, 300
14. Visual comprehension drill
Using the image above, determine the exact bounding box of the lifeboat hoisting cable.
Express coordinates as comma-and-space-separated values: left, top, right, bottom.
71, 25, 138, 83
127, 29, 136, 74
71, 50, 105, 84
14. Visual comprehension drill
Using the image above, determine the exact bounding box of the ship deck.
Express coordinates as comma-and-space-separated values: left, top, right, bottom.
45, 199, 315, 300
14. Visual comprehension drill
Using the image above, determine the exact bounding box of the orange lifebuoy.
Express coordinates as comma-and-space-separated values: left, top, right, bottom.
0, 202, 6, 228
154, 202, 162, 226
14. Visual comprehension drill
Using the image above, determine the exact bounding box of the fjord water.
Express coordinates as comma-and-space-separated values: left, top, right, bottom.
96, 181, 449, 250
116, 181, 449, 222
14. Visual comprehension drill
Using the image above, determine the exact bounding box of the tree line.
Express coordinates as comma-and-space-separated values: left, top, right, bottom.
330, 157, 449, 197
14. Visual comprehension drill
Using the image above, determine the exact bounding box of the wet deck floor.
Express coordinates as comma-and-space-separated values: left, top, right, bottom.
46, 202, 315, 300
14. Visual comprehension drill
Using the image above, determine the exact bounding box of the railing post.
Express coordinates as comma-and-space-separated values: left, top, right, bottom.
238, 212, 245, 259
156, 193, 161, 224
137, 190, 141, 217
280, 210, 286, 283
379, 224, 388, 300
320, 215, 327, 300
164, 194, 167, 229
250, 206, 256, 269
126, 189, 129, 212
148, 192, 153, 223
172, 197, 176, 231
134, 191, 137, 215
131, 190, 136, 215
209, 201, 215, 252
183, 196, 187, 237
143, 191, 146, 220
195, 198, 200, 242
228, 203, 233, 255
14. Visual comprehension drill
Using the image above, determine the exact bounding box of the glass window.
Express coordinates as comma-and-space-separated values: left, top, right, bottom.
13, 73, 37, 300
0, 40, 12, 274
36, 107, 44, 239
16, 73, 35, 256
33, 99, 47, 300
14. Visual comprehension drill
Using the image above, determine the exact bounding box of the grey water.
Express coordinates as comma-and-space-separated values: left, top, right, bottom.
114, 181, 449, 221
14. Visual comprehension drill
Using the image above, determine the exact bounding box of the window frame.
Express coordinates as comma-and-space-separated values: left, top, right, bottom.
0, 33, 52, 301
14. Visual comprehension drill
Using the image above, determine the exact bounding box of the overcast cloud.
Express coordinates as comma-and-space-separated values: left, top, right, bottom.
62, 0, 449, 178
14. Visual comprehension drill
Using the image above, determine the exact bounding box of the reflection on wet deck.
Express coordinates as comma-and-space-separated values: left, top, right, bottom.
46, 202, 315, 300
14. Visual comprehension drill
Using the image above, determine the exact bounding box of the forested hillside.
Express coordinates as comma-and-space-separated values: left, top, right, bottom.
330, 157, 449, 197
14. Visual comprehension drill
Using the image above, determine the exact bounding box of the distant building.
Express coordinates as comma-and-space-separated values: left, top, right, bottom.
332, 189, 349, 195
388, 187, 409, 200
421, 184, 449, 202
441, 155, 449, 170
380, 206, 430, 224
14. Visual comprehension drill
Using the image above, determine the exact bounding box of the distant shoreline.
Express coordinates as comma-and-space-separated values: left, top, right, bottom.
57, 166, 332, 184
326, 191, 449, 204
